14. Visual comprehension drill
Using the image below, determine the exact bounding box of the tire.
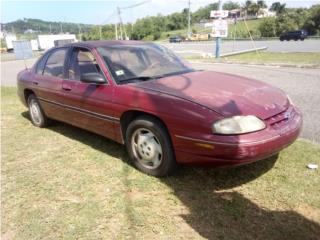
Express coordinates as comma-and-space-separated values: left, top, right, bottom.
27, 94, 50, 127
125, 116, 177, 177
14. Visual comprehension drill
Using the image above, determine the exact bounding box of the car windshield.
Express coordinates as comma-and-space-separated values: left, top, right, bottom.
97, 43, 194, 84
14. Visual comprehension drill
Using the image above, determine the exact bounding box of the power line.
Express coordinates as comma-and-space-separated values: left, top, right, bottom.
116, 0, 151, 40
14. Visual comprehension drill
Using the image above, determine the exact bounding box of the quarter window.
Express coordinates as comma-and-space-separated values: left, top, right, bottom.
68, 48, 102, 81
43, 48, 67, 78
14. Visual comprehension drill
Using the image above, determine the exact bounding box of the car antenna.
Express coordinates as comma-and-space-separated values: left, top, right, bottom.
23, 55, 29, 70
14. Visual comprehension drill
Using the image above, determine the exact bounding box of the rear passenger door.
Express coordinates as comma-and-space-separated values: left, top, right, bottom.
61, 47, 115, 139
35, 47, 69, 121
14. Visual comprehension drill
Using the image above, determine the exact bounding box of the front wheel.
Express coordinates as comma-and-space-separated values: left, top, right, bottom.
125, 116, 177, 177
27, 94, 50, 127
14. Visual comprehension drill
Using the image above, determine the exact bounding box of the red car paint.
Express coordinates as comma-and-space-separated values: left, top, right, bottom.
17, 41, 302, 166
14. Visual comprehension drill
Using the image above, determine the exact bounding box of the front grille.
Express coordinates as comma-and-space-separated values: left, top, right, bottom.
265, 106, 295, 129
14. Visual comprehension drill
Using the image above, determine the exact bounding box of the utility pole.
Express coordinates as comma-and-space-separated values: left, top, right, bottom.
49, 24, 52, 34
215, 0, 222, 59
99, 25, 102, 40
117, 1, 150, 40
78, 24, 82, 41
117, 6, 128, 40
115, 23, 118, 40
60, 22, 63, 33
188, 0, 191, 37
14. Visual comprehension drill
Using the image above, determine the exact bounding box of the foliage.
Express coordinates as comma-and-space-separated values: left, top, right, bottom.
8, 2, 318, 41
303, 5, 320, 35
192, 3, 219, 23
269, 2, 286, 15
258, 17, 277, 37
2, 18, 93, 35
259, 4, 320, 36
223, 1, 240, 11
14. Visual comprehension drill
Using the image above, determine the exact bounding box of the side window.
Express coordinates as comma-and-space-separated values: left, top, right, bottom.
43, 48, 67, 78
68, 48, 103, 81
35, 53, 49, 75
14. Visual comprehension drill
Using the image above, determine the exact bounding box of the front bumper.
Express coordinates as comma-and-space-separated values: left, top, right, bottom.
173, 106, 302, 166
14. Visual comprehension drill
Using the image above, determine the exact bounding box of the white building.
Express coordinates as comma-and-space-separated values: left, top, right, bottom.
37, 34, 77, 50
257, 8, 276, 18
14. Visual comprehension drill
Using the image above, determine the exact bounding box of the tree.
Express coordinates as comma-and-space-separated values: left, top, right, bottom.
303, 4, 320, 35
258, 17, 277, 37
223, 1, 240, 10
192, 3, 219, 22
248, 3, 260, 16
269, 2, 286, 15
257, 1, 267, 9
243, 1, 261, 17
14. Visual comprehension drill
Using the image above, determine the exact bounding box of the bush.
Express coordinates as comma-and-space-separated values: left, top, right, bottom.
259, 17, 277, 37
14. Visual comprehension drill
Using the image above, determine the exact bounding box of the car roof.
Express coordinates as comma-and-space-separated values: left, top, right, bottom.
64, 40, 150, 49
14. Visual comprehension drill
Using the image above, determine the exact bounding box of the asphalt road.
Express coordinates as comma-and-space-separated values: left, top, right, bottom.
1, 58, 319, 143
161, 39, 320, 57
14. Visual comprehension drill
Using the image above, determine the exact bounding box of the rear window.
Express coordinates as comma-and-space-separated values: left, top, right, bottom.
35, 53, 49, 75
43, 48, 67, 78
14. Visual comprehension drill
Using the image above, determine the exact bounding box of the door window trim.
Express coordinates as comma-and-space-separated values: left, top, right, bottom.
65, 46, 109, 85
41, 47, 70, 79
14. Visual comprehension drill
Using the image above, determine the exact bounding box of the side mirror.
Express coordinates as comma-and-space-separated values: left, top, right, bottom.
81, 73, 106, 84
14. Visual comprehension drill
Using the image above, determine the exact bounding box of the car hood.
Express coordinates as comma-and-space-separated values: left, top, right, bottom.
135, 70, 289, 119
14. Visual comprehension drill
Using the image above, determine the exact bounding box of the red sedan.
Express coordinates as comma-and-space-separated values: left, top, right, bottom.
17, 41, 302, 176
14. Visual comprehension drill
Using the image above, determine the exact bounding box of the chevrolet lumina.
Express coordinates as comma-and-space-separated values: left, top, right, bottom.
17, 41, 302, 176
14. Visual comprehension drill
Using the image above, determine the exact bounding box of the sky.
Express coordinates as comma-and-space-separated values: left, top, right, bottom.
1, 0, 319, 24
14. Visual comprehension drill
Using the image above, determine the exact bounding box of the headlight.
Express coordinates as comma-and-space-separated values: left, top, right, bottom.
212, 115, 266, 135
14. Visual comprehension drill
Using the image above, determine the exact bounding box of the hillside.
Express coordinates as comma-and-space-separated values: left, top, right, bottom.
1, 18, 94, 35
159, 19, 263, 40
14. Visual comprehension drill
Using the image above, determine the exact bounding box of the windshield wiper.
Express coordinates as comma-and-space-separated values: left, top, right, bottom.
119, 76, 155, 83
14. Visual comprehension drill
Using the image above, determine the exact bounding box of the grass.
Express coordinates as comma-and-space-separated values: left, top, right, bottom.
1, 87, 320, 239
159, 19, 263, 40
224, 52, 320, 66
188, 52, 320, 67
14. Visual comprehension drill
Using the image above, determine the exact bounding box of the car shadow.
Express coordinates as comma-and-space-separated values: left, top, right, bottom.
21, 111, 320, 239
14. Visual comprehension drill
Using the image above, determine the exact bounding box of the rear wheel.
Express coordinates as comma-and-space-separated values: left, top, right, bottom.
27, 94, 50, 127
125, 116, 177, 177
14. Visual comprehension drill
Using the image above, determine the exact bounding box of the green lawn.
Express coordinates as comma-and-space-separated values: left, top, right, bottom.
1, 87, 320, 239
223, 52, 320, 66
159, 19, 262, 40
188, 52, 320, 67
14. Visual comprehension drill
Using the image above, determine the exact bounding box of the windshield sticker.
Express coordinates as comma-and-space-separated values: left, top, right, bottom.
115, 70, 125, 76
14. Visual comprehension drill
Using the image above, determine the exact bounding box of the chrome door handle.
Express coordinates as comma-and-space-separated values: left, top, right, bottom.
62, 86, 71, 91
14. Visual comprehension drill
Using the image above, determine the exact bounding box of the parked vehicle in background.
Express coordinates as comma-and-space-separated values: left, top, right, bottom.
279, 30, 308, 41
169, 36, 184, 43
186, 33, 212, 41
17, 41, 302, 177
